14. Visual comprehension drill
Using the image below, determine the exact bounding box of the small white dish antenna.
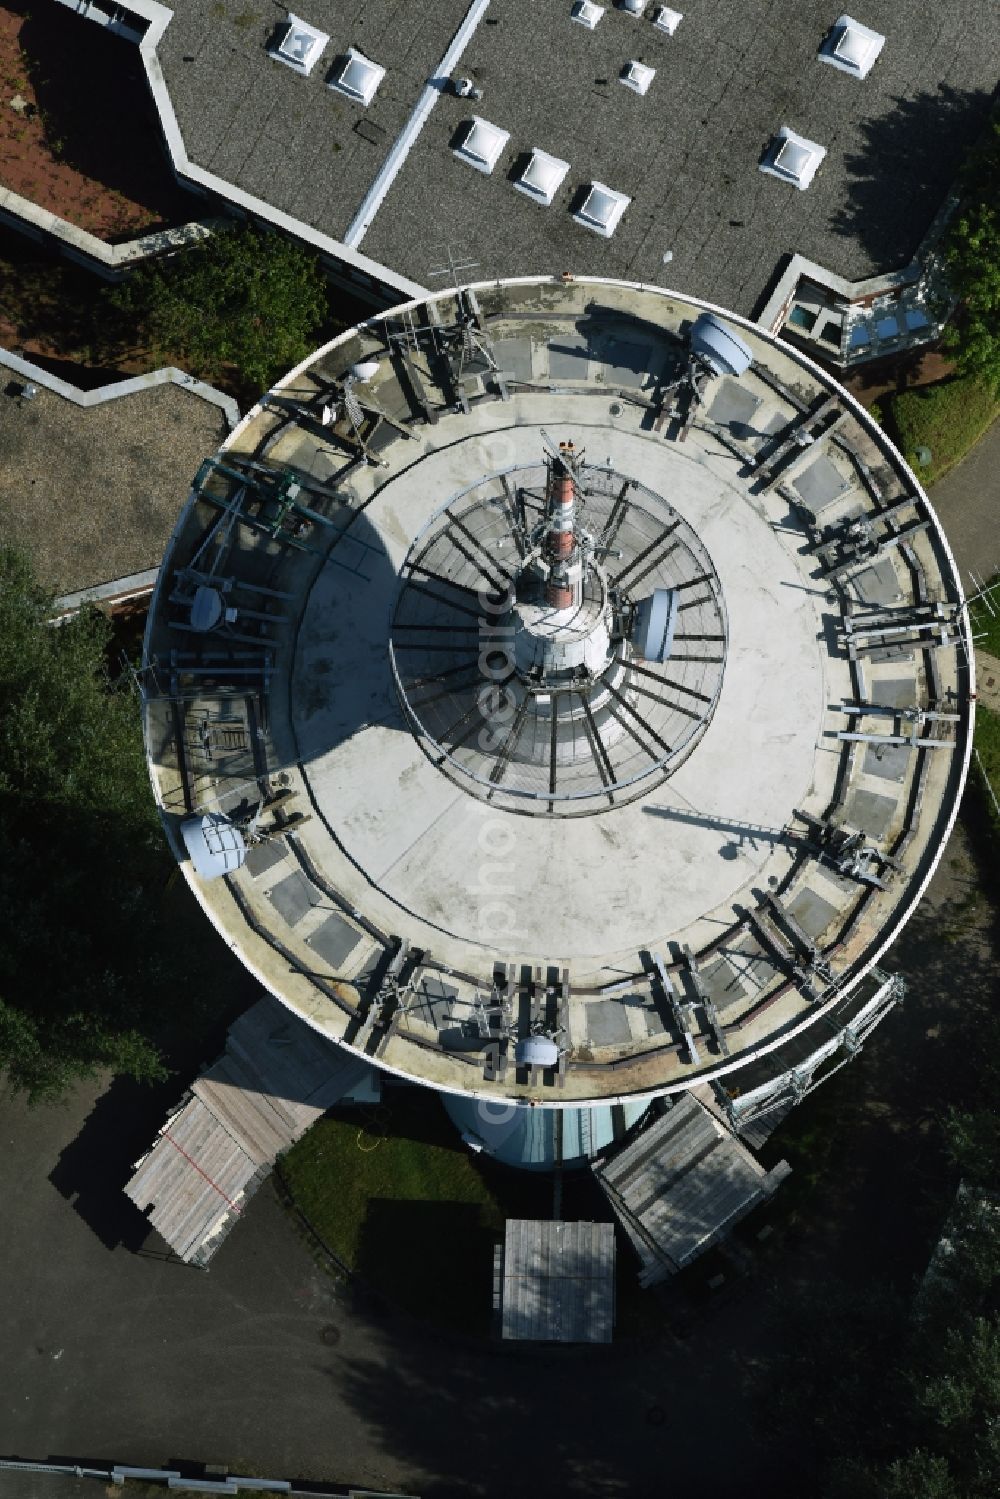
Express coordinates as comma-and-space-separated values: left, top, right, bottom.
190, 585, 224, 632
514, 1035, 560, 1068
181, 813, 247, 880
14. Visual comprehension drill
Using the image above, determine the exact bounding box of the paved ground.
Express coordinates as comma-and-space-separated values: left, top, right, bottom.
0, 1480, 92, 1499
1, 819, 994, 1499
0, 1067, 764, 1497
929, 413, 1000, 588
973, 650, 1000, 712
0, 380, 227, 594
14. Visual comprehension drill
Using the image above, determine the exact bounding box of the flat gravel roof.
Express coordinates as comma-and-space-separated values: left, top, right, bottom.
0, 380, 228, 594
155, 0, 1000, 313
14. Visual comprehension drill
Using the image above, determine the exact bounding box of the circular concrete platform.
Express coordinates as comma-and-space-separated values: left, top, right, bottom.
143, 277, 973, 1103
292, 418, 825, 965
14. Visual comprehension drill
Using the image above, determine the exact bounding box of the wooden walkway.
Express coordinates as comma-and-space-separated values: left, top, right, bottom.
125, 996, 375, 1265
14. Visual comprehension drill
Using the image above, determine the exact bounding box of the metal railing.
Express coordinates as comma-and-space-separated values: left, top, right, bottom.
0, 1457, 415, 1497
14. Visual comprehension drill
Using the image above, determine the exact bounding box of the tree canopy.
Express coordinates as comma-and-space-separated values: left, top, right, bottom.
108, 222, 329, 396
941, 114, 1000, 390
762, 1025, 1000, 1497
765, 1149, 1000, 1499
0, 548, 244, 1102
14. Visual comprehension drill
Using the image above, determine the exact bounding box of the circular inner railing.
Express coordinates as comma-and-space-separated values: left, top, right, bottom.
390, 463, 728, 817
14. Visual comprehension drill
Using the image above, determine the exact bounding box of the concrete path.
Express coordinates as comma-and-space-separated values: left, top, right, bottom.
928, 415, 1000, 587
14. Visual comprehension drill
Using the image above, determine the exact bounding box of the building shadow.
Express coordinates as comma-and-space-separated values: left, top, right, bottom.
353, 1197, 496, 1334
643, 800, 798, 854
1, 347, 138, 391
845, 344, 950, 405
0, 773, 254, 1253
750, 253, 793, 324
331, 1258, 762, 1497
11, 5, 197, 233
48, 1074, 187, 1254
830, 84, 997, 269
0, 225, 125, 368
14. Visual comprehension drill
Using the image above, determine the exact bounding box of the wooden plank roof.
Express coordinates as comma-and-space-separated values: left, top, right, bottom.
124, 1097, 261, 1262
500, 1219, 615, 1343
594, 1095, 790, 1284
125, 995, 373, 1264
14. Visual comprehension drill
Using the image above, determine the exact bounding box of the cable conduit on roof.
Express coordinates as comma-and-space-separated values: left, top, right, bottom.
343, 0, 492, 248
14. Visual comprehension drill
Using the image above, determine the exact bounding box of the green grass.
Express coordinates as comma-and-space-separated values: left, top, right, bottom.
882, 373, 1000, 486
973, 704, 1000, 838
969, 577, 1000, 659
281, 1091, 782, 1340
279, 1088, 552, 1332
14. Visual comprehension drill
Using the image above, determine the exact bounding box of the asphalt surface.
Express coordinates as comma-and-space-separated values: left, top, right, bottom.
0, 1069, 765, 1498
928, 414, 1000, 589
2, 818, 998, 1499
0, 1480, 93, 1499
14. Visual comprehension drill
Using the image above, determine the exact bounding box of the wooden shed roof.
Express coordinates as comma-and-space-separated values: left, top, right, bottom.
594, 1095, 790, 1285
500, 1219, 615, 1343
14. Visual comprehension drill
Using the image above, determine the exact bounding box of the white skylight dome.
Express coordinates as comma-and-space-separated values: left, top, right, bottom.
570, 0, 605, 28
620, 60, 656, 94
270, 14, 329, 76
514, 148, 570, 206
759, 127, 827, 191
573, 181, 631, 237
453, 116, 511, 174
819, 14, 886, 79
328, 47, 386, 106
652, 7, 683, 34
